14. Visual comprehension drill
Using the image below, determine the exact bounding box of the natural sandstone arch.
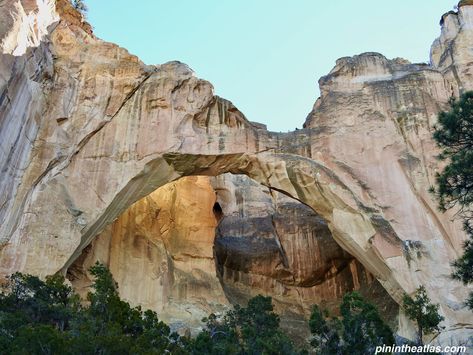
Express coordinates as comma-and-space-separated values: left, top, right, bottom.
60, 150, 405, 305
0, 58, 403, 303
1, 1, 473, 342
66, 172, 400, 340
0, 57, 446, 314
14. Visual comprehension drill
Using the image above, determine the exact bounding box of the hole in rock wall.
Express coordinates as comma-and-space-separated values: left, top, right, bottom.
212, 202, 224, 223
66, 173, 399, 341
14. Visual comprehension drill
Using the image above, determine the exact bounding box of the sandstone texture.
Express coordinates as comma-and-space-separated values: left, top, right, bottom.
68, 176, 229, 334
70, 173, 398, 340
212, 174, 398, 341
0, 0, 472, 345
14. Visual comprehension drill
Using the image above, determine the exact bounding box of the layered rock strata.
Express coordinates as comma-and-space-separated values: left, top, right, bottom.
0, 0, 472, 344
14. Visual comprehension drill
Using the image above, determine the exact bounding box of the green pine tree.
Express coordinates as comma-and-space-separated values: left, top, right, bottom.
433, 91, 473, 309
189, 295, 299, 354
402, 286, 444, 346
0, 272, 79, 353
309, 292, 394, 355
0, 263, 187, 354
308, 305, 341, 355
340, 292, 395, 354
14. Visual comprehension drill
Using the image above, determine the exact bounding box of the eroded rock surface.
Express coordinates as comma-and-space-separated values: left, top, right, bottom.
68, 176, 228, 334
0, 0, 58, 56
0, 0, 472, 344
212, 174, 398, 341
69, 174, 398, 341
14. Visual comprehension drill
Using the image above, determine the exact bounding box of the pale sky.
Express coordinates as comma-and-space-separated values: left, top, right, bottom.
86, 0, 458, 131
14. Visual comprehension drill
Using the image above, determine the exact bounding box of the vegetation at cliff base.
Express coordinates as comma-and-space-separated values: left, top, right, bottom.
433, 91, 473, 310
0, 263, 184, 354
187, 295, 297, 354
402, 286, 444, 346
0, 263, 399, 354
0, 263, 297, 354
309, 292, 394, 354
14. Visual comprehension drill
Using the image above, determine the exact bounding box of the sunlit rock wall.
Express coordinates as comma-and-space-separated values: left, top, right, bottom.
0, 0, 472, 345
69, 174, 398, 342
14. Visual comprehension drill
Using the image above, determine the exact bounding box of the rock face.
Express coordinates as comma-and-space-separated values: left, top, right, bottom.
69, 173, 398, 340
212, 174, 398, 341
0, 0, 58, 56
0, 0, 472, 345
68, 176, 229, 334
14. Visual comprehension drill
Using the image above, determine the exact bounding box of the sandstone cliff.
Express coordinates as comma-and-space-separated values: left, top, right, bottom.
0, 0, 472, 345
67, 176, 229, 334
68, 174, 398, 341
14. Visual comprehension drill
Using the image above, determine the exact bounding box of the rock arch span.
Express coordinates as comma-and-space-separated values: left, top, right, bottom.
0, 51, 468, 337
0, 0, 472, 343
67, 172, 400, 340
1, 59, 402, 304
68, 150, 402, 298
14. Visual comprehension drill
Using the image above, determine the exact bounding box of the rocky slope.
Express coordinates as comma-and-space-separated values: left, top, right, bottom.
0, 0, 472, 345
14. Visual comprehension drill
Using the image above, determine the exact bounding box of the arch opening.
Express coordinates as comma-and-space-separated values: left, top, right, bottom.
65, 172, 399, 339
